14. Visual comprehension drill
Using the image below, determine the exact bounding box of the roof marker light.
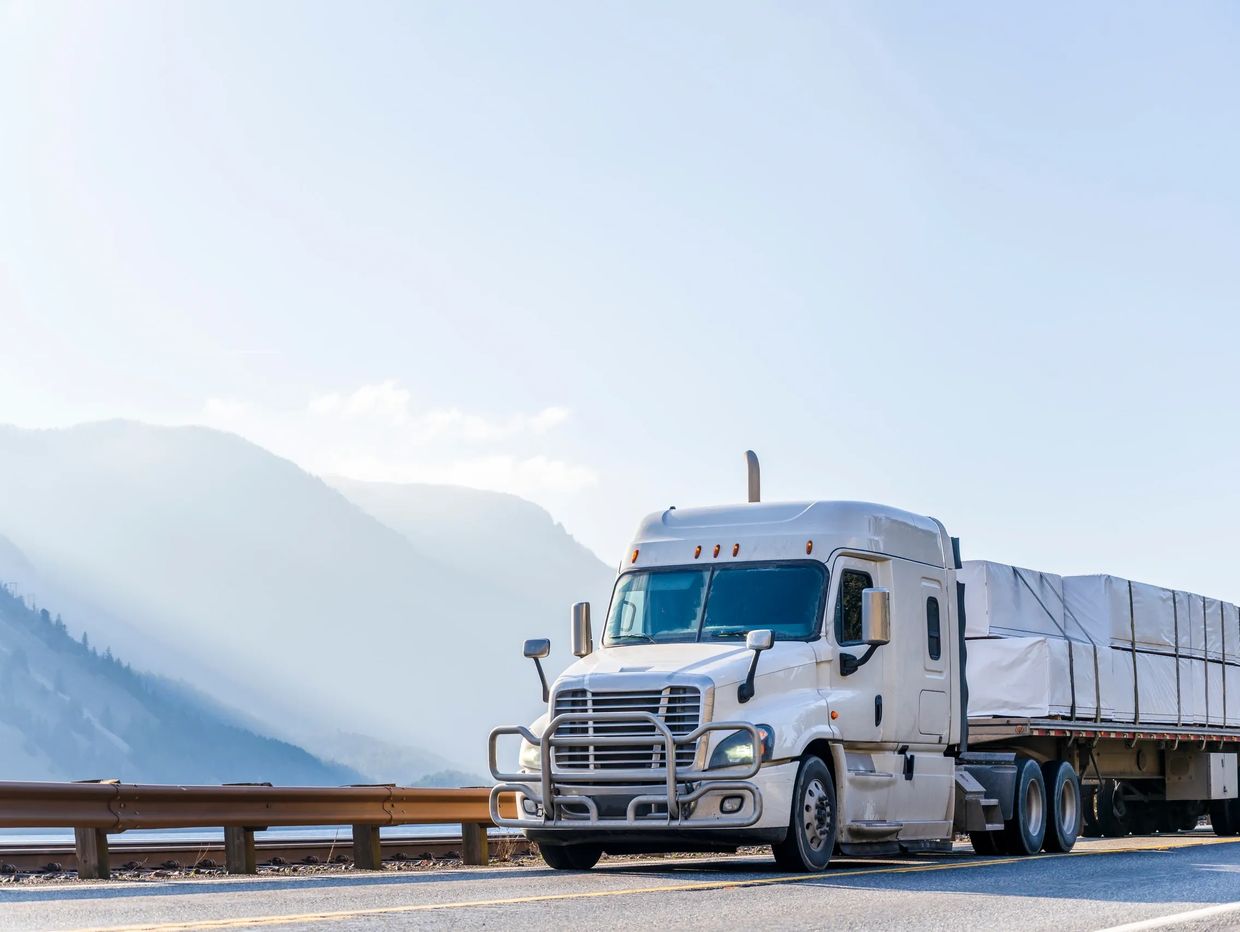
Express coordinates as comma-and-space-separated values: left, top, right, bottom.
631, 549, 639, 564
806, 540, 814, 555
713, 544, 721, 559
694, 546, 702, 559
732, 543, 740, 557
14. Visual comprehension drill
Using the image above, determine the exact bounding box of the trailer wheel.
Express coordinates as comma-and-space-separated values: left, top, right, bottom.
1002, 758, 1047, 856
1209, 798, 1240, 837
969, 830, 1002, 855
1081, 785, 1102, 838
772, 756, 837, 872
1041, 761, 1081, 853
1097, 781, 1132, 837
538, 843, 602, 870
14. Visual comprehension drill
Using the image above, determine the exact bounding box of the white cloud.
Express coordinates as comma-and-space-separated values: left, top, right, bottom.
202, 397, 250, 421
197, 381, 596, 500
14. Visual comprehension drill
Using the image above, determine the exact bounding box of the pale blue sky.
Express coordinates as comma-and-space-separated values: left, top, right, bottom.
2, 2, 1239, 596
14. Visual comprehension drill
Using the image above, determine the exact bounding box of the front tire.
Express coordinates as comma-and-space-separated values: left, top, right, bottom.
539, 843, 602, 871
772, 756, 837, 872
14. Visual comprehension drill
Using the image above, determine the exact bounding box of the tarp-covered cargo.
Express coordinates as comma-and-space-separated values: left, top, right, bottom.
964, 559, 1240, 729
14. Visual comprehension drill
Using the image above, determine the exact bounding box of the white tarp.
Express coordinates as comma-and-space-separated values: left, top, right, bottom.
965, 560, 1240, 728
966, 636, 1105, 719
960, 561, 1082, 641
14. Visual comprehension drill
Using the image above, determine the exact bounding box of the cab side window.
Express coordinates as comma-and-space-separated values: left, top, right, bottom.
926, 596, 942, 660
835, 569, 874, 646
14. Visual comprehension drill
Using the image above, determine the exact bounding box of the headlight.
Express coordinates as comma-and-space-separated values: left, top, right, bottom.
519, 737, 542, 772
709, 724, 774, 769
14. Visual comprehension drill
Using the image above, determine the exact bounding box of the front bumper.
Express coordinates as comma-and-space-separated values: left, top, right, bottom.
489, 711, 765, 831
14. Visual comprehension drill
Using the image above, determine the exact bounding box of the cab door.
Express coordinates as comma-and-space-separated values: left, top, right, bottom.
825, 554, 892, 746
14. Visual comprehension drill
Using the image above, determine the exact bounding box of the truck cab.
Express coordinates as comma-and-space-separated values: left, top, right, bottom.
490, 497, 981, 870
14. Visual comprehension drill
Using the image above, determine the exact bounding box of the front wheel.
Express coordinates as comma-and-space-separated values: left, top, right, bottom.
538, 843, 602, 871
772, 756, 837, 872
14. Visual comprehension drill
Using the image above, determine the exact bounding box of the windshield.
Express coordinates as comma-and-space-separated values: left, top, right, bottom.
603, 562, 826, 645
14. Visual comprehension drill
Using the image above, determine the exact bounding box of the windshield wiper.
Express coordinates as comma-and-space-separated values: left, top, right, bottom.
707, 630, 752, 639
609, 634, 655, 643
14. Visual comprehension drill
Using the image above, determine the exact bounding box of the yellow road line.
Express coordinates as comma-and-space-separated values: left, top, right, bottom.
62, 836, 1240, 932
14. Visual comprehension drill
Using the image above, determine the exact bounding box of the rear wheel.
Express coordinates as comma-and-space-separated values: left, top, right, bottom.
1041, 761, 1081, 853
1002, 758, 1048, 856
1210, 798, 1240, 837
969, 830, 1002, 855
772, 756, 837, 872
1081, 784, 1102, 838
538, 843, 602, 871
1098, 781, 1132, 837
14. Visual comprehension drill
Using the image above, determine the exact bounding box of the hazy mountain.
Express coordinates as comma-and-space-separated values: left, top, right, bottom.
0, 581, 359, 784
0, 421, 614, 770
328, 477, 613, 633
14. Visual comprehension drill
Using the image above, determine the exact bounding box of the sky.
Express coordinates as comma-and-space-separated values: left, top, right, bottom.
2, 2, 1240, 597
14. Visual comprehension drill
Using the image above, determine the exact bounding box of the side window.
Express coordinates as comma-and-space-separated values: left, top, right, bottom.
835, 569, 874, 646
926, 596, 942, 661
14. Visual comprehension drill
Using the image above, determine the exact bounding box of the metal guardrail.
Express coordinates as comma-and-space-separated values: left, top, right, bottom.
0, 781, 517, 880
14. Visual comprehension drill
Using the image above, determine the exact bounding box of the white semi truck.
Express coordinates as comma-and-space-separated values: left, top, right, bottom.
489, 455, 1240, 871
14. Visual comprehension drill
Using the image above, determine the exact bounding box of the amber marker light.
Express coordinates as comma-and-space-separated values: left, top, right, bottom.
713, 544, 721, 558
732, 543, 740, 557
830, 710, 839, 720
806, 540, 814, 555
694, 546, 702, 559
631, 549, 639, 563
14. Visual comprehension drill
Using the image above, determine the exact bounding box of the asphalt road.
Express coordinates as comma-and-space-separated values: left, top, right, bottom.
3, 834, 1239, 932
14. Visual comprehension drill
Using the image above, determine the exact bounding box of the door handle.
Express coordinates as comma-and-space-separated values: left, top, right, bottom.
875, 694, 883, 727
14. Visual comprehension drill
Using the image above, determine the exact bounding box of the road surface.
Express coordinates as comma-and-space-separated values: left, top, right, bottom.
2, 833, 1239, 931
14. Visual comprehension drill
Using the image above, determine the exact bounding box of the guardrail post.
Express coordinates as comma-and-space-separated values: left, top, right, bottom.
352, 824, 382, 870
461, 823, 488, 866
223, 827, 257, 874
74, 827, 110, 880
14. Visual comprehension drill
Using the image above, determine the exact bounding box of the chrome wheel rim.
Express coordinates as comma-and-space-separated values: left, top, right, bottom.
1058, 777, 1079, 836
802, 778, 832, 852
1025, 777, 1045, 837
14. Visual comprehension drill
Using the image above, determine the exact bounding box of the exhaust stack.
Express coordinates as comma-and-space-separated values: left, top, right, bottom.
745, 450, 760, 503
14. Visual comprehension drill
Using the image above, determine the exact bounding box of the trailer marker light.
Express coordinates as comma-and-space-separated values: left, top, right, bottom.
713, 544, 721, 558
806, 540, 814, 555
631, 549, 639, 563
732, 543, 740, 557
694, 546, 702, 559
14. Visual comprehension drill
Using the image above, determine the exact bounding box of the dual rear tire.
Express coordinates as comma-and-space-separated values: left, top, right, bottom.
970, 758, 1080, 856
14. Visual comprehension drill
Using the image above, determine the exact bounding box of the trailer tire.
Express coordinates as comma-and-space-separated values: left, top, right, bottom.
1098, 781, 1132, 837
969, 830, 1002, 855
772, 756, 837, 872
1002, 758, 1047, 856
538, 843, 602, 871
1209, 798, 1240, 837
1081, 785, 1102, 838
1041, 761, 1081, 853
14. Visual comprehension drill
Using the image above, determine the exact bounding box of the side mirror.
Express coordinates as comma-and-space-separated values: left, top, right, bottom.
571, 602, 593, 658
860, 588, 891, 646
746, 629, 774, 653
738, 628, 774, 704
523, 638, 551, 703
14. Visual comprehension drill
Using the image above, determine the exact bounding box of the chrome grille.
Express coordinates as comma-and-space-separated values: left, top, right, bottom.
552, 686, 703, 771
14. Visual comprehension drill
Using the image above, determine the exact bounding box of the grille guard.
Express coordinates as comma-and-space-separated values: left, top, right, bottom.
488, 711, 763, 830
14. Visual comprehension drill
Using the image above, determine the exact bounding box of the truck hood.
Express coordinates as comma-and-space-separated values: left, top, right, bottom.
560, 641, 816, 690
